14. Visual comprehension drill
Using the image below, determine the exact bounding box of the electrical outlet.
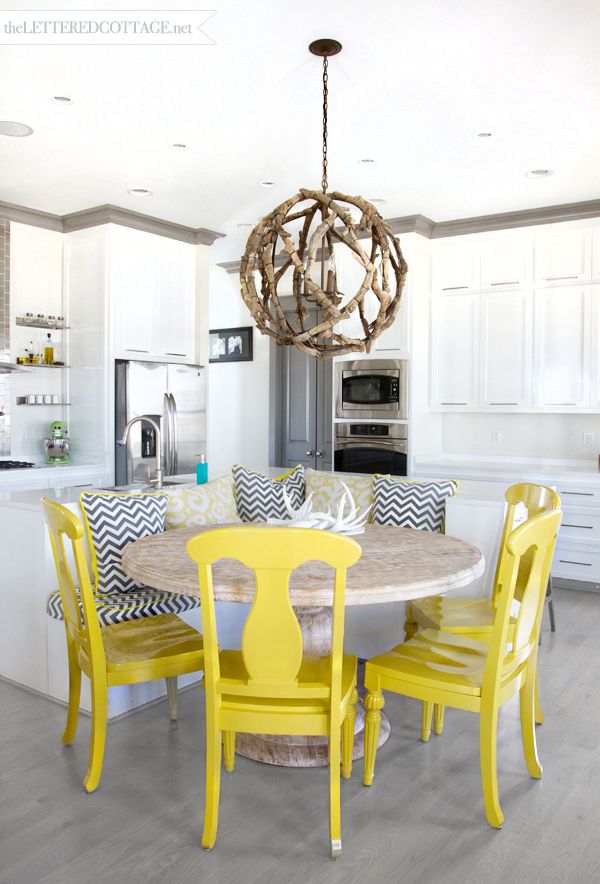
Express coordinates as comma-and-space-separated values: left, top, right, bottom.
583, 432, 595, 447
491, 429, 502, 445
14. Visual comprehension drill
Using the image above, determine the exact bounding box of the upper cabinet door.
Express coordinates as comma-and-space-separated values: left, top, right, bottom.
111, 228, 155, 357
374, 296, 409, 352
591, 289, 600, 408
592, 226, 600, 281
155, 239, 196, 361
432, 237, 480, 293
430, 293, 479, 408
534, 226, 592, 285
480, 290, 532, 408
534, 286, 591, 408
480, 231, 532, 290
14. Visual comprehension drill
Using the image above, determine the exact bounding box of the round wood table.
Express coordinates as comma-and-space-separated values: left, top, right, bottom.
123, 523, 484, 768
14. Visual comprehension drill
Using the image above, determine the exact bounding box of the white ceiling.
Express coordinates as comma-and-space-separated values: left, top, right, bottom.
1, 0, 600, 259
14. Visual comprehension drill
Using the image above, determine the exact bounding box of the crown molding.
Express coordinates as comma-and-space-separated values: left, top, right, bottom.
430, 199, 600, 238
0, 200, 224, 245
387, 214, 436, 237
217, 198, 600, 273
0, 200, 63, 232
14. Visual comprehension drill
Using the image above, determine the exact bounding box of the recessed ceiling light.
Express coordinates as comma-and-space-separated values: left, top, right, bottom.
171, 142, 188, 150
0, 121, 33, 137
127, 187, 153, 197
477, 132, 492, 137
260, 180, 276, 187
236, 222, 253, 228
358, 158, 375, 164
52, 95, 72, 105
369, 198, 387, 205
525, 169, 553, 178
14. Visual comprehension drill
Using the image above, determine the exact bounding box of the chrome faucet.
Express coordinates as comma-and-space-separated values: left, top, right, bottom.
120, 415, 163, 489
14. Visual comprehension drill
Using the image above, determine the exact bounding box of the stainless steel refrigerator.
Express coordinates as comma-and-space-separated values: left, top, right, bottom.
115, 360, 206, 485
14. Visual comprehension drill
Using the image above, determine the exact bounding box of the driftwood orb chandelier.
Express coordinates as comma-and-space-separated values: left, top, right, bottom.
240, 39, 408, 359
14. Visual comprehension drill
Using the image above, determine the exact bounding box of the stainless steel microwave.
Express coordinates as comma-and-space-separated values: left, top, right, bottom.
335, 358, 408, 420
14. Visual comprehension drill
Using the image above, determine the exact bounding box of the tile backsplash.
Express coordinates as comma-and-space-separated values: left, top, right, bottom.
0, 220, 10, 455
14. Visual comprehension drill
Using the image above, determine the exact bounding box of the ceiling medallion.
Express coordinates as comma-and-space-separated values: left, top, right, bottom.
240, 39, 408, 359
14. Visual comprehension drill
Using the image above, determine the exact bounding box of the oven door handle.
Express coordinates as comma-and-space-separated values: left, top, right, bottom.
335, 439, 407, 452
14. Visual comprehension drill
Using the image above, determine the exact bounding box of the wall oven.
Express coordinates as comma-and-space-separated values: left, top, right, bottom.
334, 423, 408, 477
335, 359, 408, 421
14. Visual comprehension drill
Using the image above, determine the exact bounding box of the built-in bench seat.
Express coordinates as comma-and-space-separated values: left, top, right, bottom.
47, 587, 200, 627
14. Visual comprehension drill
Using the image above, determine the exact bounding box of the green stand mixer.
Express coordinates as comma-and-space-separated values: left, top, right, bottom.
44, 420, 71, 465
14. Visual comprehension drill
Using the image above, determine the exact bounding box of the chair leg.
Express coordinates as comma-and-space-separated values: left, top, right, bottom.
421, 701, 433, 742
534, 666, 544, 726
341, 689, 358, 780
363, 690, 385, 786
83, 676, 108, 793
479, 701, 503, 829
404, 604, 419, 641
223, 731, 235, 772
434, 704, 445, 736
165, 676, 178, 721
202, 719, 222, 849
520, 661, 543, 780
329, 729, 342, 859
62, 638, 81, 746
547, 577, 556, 632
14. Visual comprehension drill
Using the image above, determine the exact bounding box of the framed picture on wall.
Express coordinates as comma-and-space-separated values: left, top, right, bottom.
209, 326, 253, 363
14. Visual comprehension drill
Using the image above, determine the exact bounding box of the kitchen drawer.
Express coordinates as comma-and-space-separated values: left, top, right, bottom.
556, 484, 600, 508
559, 507, 600, 542
552, 544, 600, 581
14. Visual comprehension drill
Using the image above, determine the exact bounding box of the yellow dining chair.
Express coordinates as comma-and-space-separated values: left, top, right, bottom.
186, 525, 361, 859
363, 505, 561, 828
43, 498, 205, 792
404, 483, 560, 740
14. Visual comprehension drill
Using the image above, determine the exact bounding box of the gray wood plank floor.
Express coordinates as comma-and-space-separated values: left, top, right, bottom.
2, 587, 600, 884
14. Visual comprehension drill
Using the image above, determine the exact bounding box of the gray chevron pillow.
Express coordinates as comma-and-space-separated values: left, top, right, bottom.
80, 492, 167, 594
232, 464, 305, 522
373, 477, 458, 533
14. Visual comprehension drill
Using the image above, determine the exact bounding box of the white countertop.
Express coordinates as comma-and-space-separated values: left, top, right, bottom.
413, 455, 600, 485
0, 459, 104, 483
0, 485, 88, 510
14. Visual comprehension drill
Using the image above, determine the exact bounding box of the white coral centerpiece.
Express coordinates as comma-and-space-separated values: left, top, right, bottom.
267, 483, 371, 536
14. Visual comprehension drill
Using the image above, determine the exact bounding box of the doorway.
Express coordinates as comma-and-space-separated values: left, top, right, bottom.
270, 311, 332, 472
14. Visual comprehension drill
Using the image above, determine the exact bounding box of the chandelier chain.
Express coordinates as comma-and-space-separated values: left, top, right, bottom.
321, 56, 328, 193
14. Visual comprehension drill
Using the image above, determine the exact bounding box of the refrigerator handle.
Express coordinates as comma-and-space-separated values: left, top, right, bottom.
163, 393, 173, 477
169, 393, 179, 475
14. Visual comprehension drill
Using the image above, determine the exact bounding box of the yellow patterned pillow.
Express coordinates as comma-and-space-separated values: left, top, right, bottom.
164, 476, 241, 529
305, 469, 374, 522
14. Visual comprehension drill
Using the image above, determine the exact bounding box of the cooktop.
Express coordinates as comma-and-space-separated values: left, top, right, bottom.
0, 460, 35, 470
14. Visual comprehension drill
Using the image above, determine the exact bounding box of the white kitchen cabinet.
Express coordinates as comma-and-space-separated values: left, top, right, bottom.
593, 226, 600, 280
432, 237, 480, 293
480, 230, 531, 290
155, 238, 196, 360
374, 290, 409, 352
534, 225, 591, 285
480, 290, 532, 408
112, 227, 196, 362
591, 289, 600, 408
534, 286, 591, 408
430, 293, 479, 408
111, 228, 154, 357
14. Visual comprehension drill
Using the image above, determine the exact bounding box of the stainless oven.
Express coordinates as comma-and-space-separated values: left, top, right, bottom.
334, 423, 408, 476
335, 359, 408, 420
